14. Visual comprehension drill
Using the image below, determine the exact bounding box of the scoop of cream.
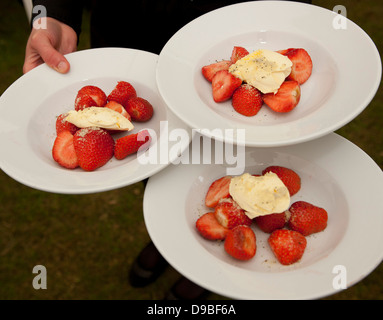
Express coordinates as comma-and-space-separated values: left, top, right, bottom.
229, 172, 290, 219
65, 107, 134, 131
229, 49, 292, 94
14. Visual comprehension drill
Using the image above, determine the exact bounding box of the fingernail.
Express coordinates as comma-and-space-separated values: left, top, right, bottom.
55, 61, 67, 73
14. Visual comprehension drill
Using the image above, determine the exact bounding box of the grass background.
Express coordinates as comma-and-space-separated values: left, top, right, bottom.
0, 0, 382, 300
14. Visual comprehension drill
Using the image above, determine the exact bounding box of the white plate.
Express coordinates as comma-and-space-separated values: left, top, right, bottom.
157, 1, 381, 147
0, 48, 191, 194
144, 133, 383, 300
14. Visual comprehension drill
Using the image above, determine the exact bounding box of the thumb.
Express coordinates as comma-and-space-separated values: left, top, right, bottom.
36, 36, 71, 73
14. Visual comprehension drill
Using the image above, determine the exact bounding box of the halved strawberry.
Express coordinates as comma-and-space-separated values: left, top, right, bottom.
114, 129, 151, 160
74, 94, 97, 111
262, 166, 301, 196
232, 84, 263, 117
287, 201, 328, 236
224, 225, 256, 261
205, 176, 232, 208
268, 229, 307, 265
283, 48, 313, 85
255, 212, 287, 233
230, 46, 249, 63
75, 85, 107, 110
262, 80, 301, 113
202, 60, 232, 82
214, 198, 252, 229
125, 97, 154, 122
211, 70, 242, 102
107, 81, 137, 107
52, 130, 79, 169
56, 113, 79, 135
196, 212, 229, 241
105, 101, 131, 120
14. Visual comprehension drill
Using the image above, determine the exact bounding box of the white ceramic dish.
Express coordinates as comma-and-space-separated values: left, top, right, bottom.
0, 48, 191, 194
144, 133, 383, 300
157, 1, 381, 147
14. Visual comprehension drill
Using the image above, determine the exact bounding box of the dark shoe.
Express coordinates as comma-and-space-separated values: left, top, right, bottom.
129, 241, 169, 287
164, 276, 210, 300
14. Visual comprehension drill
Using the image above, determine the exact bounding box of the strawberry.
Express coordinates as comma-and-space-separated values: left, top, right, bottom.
262, 80, 301, 113
224, 225, 256, 261
268, 229, 307, 265
75, 85, 107, 110
205, 176, 232, 208
262, 166, 301, 196
214, 198, 252, 229
232, 84, 263, 116
230, 46, 249, 63
287, 201, 328, 236
211, 70, 242, 102
107, 81, 137, 107
196, 212, 229, 241
125, 97, 154, 122
255, 212, 287, 233
105, 101, 131, 120
56, 113, 78, 135
52, 130, 79, 169
73, 127, 115, 171
114, 129, 151, 160
282, 48, 313, 85
202, 60, 232, 82
74, 94, 98, 111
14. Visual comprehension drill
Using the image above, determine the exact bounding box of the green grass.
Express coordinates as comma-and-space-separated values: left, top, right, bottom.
0, 0, 382, 300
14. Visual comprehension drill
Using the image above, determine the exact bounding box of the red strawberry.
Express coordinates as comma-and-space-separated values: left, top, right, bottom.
75, 85, 107, 110
287, 201, 328, 236
205, 176, 232, 208
52, 130, 79, 169
107, 81, 137, 107
214, 198, 252, 229
56, 113, 78, 135
211, 70, 242, 102
262, 80, 301, 113
268, 229, 307, 265
74, 94, 97, 111
255, 212, 287, 233
232, 84, 263, 117
114, 129, 151, 160
262, 166, 301, 196
73, 127, 115, 171
196, 212, 229, 241
125, 97, 154, 122
283, 48, 313, 85
224, 225, 256, 261
202, 60, 232, 82
230, 46, 249, 63
105, 101, 131, 120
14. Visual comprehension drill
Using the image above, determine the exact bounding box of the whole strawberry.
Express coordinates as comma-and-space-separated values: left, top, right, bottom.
224, 225, 256, 261
73, 127, 115, 171
214, 198, 252, 229
114, 129, 151, 160
287, 201, 328, 236
255, 212, 287, 233
107, 81, 137, 107
232, 84, 263, 117
262, 166, 301, 196
125, 97, 154, 122
268, 229, 307, 265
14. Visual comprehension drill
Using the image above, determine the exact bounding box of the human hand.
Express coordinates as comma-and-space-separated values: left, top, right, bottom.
23, 17, 78, 74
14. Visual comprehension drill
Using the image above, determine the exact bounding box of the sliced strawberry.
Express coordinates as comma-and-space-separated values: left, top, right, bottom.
52, 130, 79, 169
105, 101, 131, 120
202, 60, 232, 82
196, 212, 229, 241
73, 127, 115, 171
211, 70, 242, 102
74, 94, 98, 111
56, 113, 79, 135
255, 212, 287, 233
283, 48, 313, 85
205, 176, 232, 208
224, 225, 256, 261
262, 80, 301, 113
75, 85, 107, 110
114, 129, 151, 160
214, 198, 252, 229
262, 166, 301, 196
268, 229, 307, 265
287, 201, 328, 236
125, 97, 154, 122
232, 84, 263, 117
107, 81, 137, 107
230, 46, 249, 63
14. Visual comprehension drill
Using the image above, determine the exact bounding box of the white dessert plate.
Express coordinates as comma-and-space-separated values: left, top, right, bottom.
157, 1, 381, 147
0, 48, 191, 194
144, 133, 383, 300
